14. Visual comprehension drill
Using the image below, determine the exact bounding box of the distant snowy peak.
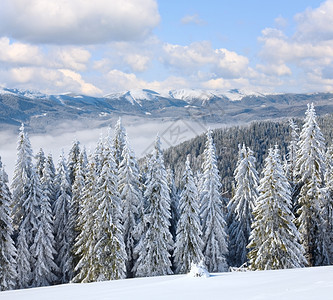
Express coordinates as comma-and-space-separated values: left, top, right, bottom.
0, 87, 49, 99
220, 89, 267, 101
105, 89, 162, 106
167, 89, 217, 104
0, 86, 270, 106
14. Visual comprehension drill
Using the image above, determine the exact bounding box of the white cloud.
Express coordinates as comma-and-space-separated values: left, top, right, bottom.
0, 37, 44, 66
294, 0, 333, 42
181, 14, 205, 25
0, 67, 101, 95
162, 41, 250, 79
51, 47, 91, 71
0, 0, 160, 45
256, 63, 292, 76
257, 1, 333, 92
124, 54, 150, 72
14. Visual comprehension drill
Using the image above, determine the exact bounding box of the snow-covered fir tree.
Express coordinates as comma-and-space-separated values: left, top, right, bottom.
92, 141, 127, 281
113, 117, 127, 168
54, 153, 73, 283
325, 145, 333, 257
73, 156, 98, 283
285, 119, 300, 208
295, 103, 330, 266
0, 157, 17, 291
67, 140, 81, 186
35, 148, 46, 180
200, 130, 229, 272
118, 135, 143, 277
167, 168, 179, 242
44, 154, 56, 208
11, 124, 34, 227
228, 144, 259, 267
31, 167, 58, 287
174, 156, 204, 274
12, 124, 42, 288
248, 147, 307, 270
134, 136, 174, 277
70, 150, 87, 266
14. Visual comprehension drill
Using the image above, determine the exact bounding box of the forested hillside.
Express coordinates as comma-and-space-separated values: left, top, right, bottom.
164, 114, 333, 197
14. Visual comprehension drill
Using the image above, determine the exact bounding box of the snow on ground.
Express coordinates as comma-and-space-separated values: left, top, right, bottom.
2, 266, 333, 300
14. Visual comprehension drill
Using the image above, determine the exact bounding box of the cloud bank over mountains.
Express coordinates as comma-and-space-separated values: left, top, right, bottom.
0, 0, 332, 95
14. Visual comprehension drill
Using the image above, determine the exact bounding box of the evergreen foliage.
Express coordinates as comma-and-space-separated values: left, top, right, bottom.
134, 136, 174, 277
113, 117, 127, 168
167, 168, 179, 242
73, 158, 98, 283
93, 141, 127, 281
0, 157, 17, 291
228, 144, 258, 267
54, 153, 73, 283
12, 124, 42, 288
200, 130, 229, 272
118, 135, 143, 277
248, 147, 307, 270
295, 103, 330, 266
174, 156, 204, 274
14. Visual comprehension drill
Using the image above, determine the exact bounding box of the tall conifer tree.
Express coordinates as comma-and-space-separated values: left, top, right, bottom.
248, 147, 307, 270
200, 130, 229, 272
54, 153, 73, 283
295, 103, 330, 266
118, 135, 143, 277
174, 156, 204, 274
0, 157, 17, 290
228, 144, 258, 267
134, 136, 174, 277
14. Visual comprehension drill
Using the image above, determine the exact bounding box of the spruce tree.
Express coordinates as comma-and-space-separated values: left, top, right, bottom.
118, 135, 143, 277
44, 154, 56, 208
167, 168, 179, 242
73, 157, 98, 283
325, 145, 333, 258
285, 119, 300, 209
35, 148, 46, 180
134, 136, 174, 277
12, 124, 42, 288
200, 130, 228, 272
295, 103, 330, 266
31, 177, 58, 287
113, 117, 127, 168
93, 143, 127, 281
0, 157, 17, 291
67, 140, 81, 186
248, 147, 307, 270
228, 144, 259, 266
174, 156, 204, 274
228, 144, 258, 267
54, 153, 73, 283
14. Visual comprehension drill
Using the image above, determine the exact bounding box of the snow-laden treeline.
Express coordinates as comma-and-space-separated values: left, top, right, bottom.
1, 103, 333, 292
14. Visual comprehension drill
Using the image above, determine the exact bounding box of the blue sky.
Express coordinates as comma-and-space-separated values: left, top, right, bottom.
0, 0, 331, 95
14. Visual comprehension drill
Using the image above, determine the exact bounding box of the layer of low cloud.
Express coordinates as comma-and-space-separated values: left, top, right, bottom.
0, 0, 160, 45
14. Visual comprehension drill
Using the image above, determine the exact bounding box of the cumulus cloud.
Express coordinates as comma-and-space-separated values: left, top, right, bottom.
162, 41, 250, 79
257, 0, 333, 92
0, 37, 44, 66
0, 67, 101, 95
294, 0, 333, 42
0, 0, 160, 45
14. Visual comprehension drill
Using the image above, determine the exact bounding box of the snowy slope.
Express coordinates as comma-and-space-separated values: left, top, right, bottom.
2, 266, 333, 300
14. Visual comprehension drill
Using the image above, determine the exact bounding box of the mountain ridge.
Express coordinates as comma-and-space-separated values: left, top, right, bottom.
0, 86, 332, 133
